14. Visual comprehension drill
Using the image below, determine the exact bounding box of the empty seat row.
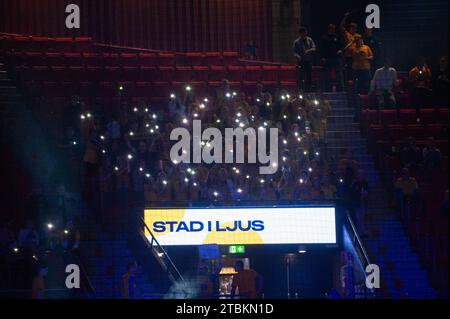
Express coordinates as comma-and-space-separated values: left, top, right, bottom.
361, 109, 449, 129
15, 64, 301, 84
367, 123, 449, 149
24, 80, 299, 102
0, 36, 93, 53
8, 50, 243, 67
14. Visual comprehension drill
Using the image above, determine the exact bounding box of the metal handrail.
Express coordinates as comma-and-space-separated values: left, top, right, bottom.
138, 216, 185, 285
345, 210, 371, 267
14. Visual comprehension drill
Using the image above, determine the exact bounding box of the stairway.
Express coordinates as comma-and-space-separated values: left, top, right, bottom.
324, 91, 436, 298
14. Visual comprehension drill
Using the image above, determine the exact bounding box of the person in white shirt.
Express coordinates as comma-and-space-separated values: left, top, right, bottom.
370, 58, 398, 108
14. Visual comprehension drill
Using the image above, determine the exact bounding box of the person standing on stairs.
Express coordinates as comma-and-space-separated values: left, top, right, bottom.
293, 27, 316, 92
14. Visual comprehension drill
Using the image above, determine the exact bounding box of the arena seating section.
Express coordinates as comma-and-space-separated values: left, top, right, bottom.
0, 34, 323, 118
1, 33, 448, 295
359, 93, 448, 292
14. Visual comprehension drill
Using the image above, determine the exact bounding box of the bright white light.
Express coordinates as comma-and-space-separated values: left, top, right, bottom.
162, 180, 168, 185
236, 112, 242, 117
213, 191, 219, 197
133, 107, 138, 112
199, 103, 205, 109
129, 131, 134, 136
127, 154, 133, 160
299, 178, 304, 184
152, 114, 157, 119
170, 93, 176, 99
182, 118, 188, 124
114, 166, 119, 171
239, 122, 244, 128
237, 188, 242, 193
314, 100, 319, 105
146, 173, 151, 178
226, 92, 231, 98
47, 223, 54, 230
185, 85, 192, 91
100, 135, 105, 140
80, 114, 86, 120
102, 149, 106, 154
184, 178, 189, 183
308, 167, 313, 172
139, 167, 143, 172
260, 179, 265, 184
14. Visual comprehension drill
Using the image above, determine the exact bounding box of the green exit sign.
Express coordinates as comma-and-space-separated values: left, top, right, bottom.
229, 245, 245, 254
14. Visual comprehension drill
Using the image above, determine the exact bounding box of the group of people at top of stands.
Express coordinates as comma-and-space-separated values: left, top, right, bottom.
293, 12, 449, 110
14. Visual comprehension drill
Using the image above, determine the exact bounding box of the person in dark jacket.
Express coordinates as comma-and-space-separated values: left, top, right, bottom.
320, 24, 345, 91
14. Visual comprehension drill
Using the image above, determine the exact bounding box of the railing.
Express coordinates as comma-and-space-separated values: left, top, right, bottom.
344, 210, 379, 298
137, 215, 185, 286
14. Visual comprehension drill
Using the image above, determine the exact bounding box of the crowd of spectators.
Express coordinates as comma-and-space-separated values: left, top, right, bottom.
58, 80, 363, 226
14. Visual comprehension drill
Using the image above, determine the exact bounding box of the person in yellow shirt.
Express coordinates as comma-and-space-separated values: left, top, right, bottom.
340, 12, 358, 80
409, 56, 433, 110
345, 35, 373, 94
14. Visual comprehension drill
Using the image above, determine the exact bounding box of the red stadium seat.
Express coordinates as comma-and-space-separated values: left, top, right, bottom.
366, 109, 380, 126
185, 52, 204, 66
83, 53, 103, 67
426, 124, 448, 140
103, 53, 120, 67
31, 65, 50, 81
157, 52, 175, 66
418, 109, 436, 125
244, 66, 262, 82
99, 82, 117, 97
380, 110, 398, 125
122, 67, 139, 81
135, 82, 153, 97
68, 66, 86, 82
140, 66, 159, 82
44, 52, 62, 66
53, 38, 73, 52
31, 37, 50, 52
158, 66, 175, 82
79, 81, 95, 98
279, 65, 296, 82
437, 108, 449, 125
25, 52, 44, 66
190, 81, 208, 97
261, 65, 279, 85
204, 52, 222, 65
387, 124, 408, 141
120, 53, 138, 67
222, 51, 239, 66
279, 81, 297, 92
405, 124, 428, 140
192, 66, 209, 82
104, 66, 121, 82
49, 66, 67, 82
175, 66, 193, 82
399, 109, 418, 125
367, 124, 386, 150
227, 65, 244, 82
139, 53, 157, 67
63, 53, 83, 67
209, 65, 227, 82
